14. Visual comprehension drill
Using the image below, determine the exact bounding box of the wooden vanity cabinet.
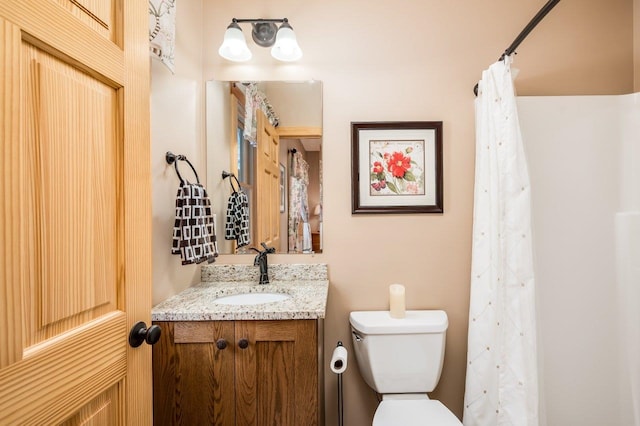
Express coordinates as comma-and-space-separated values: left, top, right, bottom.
152, 320, 320, 426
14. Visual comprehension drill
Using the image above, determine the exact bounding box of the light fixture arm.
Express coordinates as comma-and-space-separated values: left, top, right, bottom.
232, 18, 289, 24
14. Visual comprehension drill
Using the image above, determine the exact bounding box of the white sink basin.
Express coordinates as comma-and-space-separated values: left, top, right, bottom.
212, 292, 290, 306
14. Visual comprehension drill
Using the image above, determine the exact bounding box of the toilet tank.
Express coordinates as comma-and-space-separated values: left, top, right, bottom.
350, 310, 448, 394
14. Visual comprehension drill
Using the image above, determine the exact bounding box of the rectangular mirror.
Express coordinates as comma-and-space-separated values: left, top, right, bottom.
206, 81, 323, 255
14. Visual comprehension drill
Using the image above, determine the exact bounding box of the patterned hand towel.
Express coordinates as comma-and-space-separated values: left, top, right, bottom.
225, 190, 250, 248
171, 182, 219, 265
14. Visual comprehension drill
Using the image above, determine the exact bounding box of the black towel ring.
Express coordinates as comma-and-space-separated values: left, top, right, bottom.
222, 170, 242, 193
166, 151, 200, 184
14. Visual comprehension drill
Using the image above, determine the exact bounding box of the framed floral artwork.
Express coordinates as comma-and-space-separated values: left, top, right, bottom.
351, 121, 443, 214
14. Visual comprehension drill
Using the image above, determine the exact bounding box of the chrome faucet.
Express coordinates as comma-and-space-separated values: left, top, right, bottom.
252, 242, 276, 285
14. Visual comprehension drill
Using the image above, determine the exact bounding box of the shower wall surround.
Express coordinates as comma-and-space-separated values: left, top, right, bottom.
519, 94, 640, 426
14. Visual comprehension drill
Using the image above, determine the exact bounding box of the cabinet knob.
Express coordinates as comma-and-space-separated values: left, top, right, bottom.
216, 339, 228, 350
238, 338, 249, 349
128, 321, 162, 348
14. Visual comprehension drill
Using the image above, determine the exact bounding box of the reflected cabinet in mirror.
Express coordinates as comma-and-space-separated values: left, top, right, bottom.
206, 81, 322, 255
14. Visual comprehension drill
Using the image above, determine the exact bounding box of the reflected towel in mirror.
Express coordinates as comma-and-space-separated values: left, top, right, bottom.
225, 190, 250, 247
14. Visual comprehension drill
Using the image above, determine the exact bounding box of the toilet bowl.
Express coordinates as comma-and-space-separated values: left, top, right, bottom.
373, 399, 461, 426
350, 310, 462, 426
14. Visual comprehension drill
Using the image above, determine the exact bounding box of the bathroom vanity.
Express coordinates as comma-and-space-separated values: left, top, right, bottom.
151, 264, 328, 426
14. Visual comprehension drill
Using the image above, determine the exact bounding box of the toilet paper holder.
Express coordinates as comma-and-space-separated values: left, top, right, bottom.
331, 341, 348, 374
331, 341, 348, 426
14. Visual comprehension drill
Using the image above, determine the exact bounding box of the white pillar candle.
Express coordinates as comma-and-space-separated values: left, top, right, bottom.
389, 284, 406, 319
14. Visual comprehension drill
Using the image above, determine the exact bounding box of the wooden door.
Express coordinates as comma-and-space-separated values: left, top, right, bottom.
255, 111, 280, 250
152, 321, 236, 426
228, 88, 256, 251
235, 320, 319, 426
0, 1, 151, 424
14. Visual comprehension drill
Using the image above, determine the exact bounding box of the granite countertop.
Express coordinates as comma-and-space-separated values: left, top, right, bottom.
152, 264, 328, 321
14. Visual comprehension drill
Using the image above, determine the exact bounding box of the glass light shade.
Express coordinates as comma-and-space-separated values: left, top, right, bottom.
218, 24, 252, 62
271, 25, 302, 62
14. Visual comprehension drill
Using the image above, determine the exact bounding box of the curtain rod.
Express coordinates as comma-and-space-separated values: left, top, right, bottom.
474, 0, 561, 96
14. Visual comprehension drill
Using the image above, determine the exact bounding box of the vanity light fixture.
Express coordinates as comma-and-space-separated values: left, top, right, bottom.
218, 18, 302, 62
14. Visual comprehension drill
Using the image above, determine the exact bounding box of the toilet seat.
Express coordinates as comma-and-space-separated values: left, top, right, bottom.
372, 400, 462, 426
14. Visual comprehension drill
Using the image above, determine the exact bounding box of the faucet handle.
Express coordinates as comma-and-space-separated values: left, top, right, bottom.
260, 242, 276, 253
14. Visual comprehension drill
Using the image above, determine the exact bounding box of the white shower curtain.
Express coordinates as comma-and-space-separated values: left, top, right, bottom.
464, 57, 539, 426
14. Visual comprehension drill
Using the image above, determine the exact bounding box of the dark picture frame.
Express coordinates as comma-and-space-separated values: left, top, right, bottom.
351, 121, 443, 214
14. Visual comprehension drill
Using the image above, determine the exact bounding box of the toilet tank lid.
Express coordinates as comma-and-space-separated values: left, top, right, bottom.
350, 310, 448, 334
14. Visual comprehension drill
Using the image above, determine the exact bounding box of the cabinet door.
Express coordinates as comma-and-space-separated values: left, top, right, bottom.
235, 320, 318, 426
153, 321, 236, 426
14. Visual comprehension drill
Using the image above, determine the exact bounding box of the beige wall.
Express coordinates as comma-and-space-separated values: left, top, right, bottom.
152, 0, 635, 424
151, 0, 205, 304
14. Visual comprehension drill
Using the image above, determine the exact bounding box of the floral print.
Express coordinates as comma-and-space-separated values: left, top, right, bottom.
369, 140, 425, 196
387, 151, 412, 178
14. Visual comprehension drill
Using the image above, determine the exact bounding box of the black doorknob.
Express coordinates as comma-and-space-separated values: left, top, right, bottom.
238, 338, 249, 349
216, 339, 228, 350
128, 321, 162, 348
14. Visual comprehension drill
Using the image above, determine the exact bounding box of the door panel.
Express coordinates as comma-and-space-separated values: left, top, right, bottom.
0, 1, 124, 83
60, 382, 124, 426
0, 0, 151, 423
0, 17, 23, 369
52, 0, 115, 41
0, 312, 126, 424
22, 43, 118, 342
255, 111, 280, 249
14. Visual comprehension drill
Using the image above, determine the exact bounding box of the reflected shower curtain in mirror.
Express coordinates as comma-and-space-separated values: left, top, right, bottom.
243, 83, 258, 146
288, 152, 311, 253
242, 83, 281, 147
464, 56, 539, 426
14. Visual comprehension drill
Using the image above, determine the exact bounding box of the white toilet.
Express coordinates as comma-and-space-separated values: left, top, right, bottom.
350, 310, 462, 426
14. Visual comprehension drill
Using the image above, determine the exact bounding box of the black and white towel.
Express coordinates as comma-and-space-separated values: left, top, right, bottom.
171, 182, 219, 265
225, 190, 250, 248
